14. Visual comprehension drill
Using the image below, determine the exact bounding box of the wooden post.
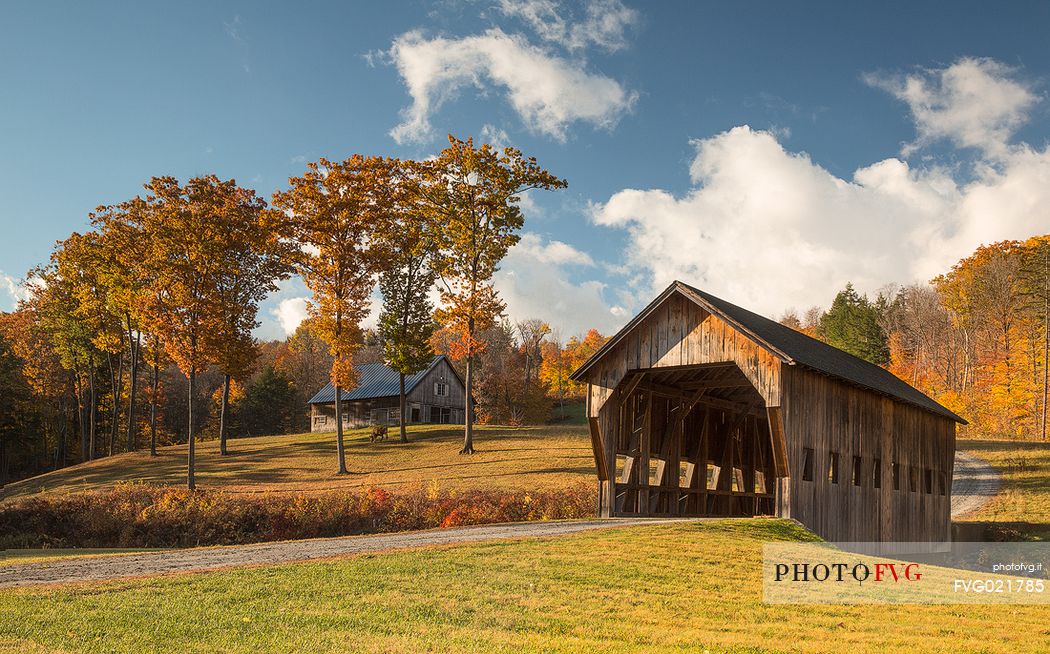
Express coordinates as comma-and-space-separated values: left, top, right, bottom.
639, 391, 653, 516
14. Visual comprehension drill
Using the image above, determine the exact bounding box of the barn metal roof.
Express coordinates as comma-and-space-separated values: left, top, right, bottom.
307, 356, 450, 404
570, 281, 966, 424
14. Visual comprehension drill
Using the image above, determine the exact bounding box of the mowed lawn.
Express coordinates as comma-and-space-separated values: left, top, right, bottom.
1, 520, 1048, 654
0, 425, 594, 500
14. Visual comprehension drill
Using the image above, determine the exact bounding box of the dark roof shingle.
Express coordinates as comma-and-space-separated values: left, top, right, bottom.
308, 356, 446, 404
571, 281, 965, 424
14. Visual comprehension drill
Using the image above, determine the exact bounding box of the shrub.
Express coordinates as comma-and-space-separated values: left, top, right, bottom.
0, 482, 597, 549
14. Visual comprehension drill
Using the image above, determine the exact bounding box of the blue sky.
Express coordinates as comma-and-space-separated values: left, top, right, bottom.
2, 1, 1049, 338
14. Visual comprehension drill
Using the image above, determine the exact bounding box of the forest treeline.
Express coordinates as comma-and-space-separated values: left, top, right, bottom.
780, 235, 1050, 442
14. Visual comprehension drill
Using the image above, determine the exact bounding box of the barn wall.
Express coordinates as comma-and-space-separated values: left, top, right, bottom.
587, 291, 783, 417
780, 365, 955, 542
409, 358, 466, 409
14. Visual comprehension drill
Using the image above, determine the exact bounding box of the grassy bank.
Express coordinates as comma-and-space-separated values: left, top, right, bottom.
2, 520, 1047, 654
956, 439, 1050, 540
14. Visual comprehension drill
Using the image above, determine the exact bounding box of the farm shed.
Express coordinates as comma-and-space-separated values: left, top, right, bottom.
571, 281, 965, 542
308, 356, 466, 432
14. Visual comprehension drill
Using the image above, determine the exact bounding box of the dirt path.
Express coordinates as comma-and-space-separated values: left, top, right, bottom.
951, 451, 1001, 519
0, 518, 693, 589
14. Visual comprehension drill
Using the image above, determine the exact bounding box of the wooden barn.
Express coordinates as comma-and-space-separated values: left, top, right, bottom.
571, 281, 965, 542
308, 356, 465, 432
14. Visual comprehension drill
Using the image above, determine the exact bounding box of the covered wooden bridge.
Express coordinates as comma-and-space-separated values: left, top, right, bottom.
571, 282, 966, 542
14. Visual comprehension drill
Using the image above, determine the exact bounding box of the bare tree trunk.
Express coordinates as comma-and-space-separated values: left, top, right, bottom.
150, 359, 159, 457
1043, 290, 1048, 442
462, 318, 475, 455
55, 406, 67, 469
73, 369, 88, 462
88, 354, 96, 461
126, 330, 140, 452
187, 367, 196, 490
219, 373, 231, 455
335, 383, 348, 474
399, 373, 408, 443
106, 351, 122, 456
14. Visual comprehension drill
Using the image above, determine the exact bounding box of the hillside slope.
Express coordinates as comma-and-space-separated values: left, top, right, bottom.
1, 425, 594, 500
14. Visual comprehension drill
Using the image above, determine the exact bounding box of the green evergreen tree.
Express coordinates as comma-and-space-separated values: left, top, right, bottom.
819, 283, 890, 366
378, 241, 438, 443
237, 365, 298, 437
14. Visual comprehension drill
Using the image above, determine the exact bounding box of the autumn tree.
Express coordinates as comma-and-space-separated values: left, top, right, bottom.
205, 197, 292, 455
516, 319, 550, 397
275, 319, 334, 430
1019, 235, 1050, 441
135, 175, 257, 490
418, 136, 566, 454
375, 167, 438, 443
54, 232, 127, 457
90, 197, 156, 452
273, 155, 392, 474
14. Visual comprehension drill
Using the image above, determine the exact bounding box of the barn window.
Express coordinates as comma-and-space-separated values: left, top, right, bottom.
892, 463, 901, 491
909, 466, 919, 493
706, 464, 720, 490
924, 468, 933, 494
754, 470, 767, 494
827, 451, 840, 484
434, 381, 448, 397
801, 448, 815, 481
872, 458, 882, 488
732, 468, 745, 493
938, 471, 947, 496
852, 456, 863, 486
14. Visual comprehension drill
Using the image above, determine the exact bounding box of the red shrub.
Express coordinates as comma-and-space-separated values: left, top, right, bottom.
0, 482, 597, 549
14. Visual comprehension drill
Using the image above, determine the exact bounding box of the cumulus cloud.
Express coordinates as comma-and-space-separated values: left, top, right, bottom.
864, 57, 1039, 158
591, 123, 1050, 319
497, 0, 639, 52
386, 27, 637, 143
271, 297, 310, 337
0, 271, 30, 310
494, 232, 622, 335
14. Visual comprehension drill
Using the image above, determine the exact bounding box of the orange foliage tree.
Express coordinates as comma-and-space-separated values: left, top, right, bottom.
416, 136, 566, 454
273, 156, 393, 474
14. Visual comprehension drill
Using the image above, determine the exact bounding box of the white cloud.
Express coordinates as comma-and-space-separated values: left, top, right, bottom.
387, 27, 637, 144
271, 297, 309, 337
864, 57, 1039, 159
480, 123, 512, 150
0, 271, 30, 310
495, 232, 620, 335
497, 0, 639, 52
591, 122, 1050, 319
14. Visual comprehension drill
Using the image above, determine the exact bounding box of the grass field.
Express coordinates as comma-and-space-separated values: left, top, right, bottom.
955, 439, 1050, 540
1, 520, 1047, 654
0, 425, 594, 500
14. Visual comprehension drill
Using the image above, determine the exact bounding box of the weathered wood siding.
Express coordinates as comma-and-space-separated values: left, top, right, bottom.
408, 357, 466, 410
582, 288, 957, 542
586, 291, 783, 518
780, 365, 955, 542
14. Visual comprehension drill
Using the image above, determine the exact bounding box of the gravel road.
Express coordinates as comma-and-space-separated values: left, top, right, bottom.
951, 451, 1001, 519
0, 518, 690, 589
